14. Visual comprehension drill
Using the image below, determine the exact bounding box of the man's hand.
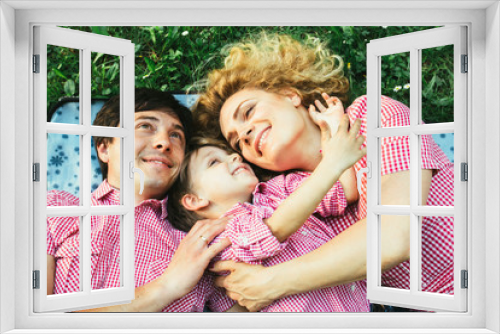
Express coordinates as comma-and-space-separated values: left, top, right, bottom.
211, 261, 277, 312
78, 217, 231, 313
158, 217, 232, 301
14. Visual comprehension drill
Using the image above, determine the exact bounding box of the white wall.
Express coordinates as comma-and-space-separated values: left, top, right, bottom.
0, 2, 16, 333
2, 3, 498, 333
486, 2, 500, 333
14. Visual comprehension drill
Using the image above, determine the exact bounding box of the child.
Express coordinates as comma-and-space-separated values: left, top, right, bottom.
168, 96, 368, 312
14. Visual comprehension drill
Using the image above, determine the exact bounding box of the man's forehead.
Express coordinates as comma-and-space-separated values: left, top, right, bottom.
135, 109, 182, 126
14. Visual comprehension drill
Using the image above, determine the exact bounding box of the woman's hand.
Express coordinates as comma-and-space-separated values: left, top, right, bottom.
159, 217, 232, 301
211, 261, 278, 312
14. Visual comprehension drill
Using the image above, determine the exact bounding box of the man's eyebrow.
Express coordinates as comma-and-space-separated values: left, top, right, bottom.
172, 123, 184, 132
135, 115, 159, 122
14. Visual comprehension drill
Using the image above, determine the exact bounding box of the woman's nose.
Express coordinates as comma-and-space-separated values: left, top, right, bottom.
239, 126, 253, 146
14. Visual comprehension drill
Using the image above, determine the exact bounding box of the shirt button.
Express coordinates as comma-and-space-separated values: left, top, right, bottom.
351, 284, 356, 292
301, 230, 308, 236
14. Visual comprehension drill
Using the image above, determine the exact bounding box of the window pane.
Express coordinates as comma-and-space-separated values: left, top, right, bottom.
380, 215, 410, 290
421, 45, 454, 124
47, 45, 80, 124
421, 215, 454, 295
91, 215, 121, 290
380, 136, 410, 205
46, 216, 81, 295
381, 52, 411, 128
92, 52, 121, 126
91, 137, 121, 205
47, 133, 81, 202
421, 133, 454, 206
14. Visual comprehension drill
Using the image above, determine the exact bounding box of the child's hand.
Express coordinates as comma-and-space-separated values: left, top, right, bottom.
314, 113, 366, 176
309, 93, 345, 135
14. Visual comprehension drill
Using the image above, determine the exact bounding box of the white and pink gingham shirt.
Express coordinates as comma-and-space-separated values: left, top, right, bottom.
213, 175, 370, 312
347, 95, 455, 294
47, 180, 234, 312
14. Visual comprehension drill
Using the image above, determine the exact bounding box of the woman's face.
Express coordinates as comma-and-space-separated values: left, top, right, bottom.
220, 88, 321, 172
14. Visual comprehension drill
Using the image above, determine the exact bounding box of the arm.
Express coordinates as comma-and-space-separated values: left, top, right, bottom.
265, 115, 365, 242
312, 92, 360, 204
213, 169, 431, 311
338, 167, 359, 204
78, 218, 231, 312
47, 255, 55, 295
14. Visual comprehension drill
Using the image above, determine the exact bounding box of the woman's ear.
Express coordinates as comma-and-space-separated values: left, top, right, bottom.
97, 143, 110, 163
280, 88, 302, 107
181, 194, 210, 212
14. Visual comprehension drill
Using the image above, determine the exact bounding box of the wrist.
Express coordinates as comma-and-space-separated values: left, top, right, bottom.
315, 159, 342, 183
156, 268, 185, 303
264, 263, 296, 300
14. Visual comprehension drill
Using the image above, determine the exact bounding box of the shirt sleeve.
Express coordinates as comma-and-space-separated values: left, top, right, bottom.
255, 173, 348, 218
46, 190, 81, 257
314, 181, 348, 217
347, 95, 450, 176
215, 203, 287, 263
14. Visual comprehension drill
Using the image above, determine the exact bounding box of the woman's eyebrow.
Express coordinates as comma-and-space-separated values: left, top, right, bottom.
232, 100, 250, 120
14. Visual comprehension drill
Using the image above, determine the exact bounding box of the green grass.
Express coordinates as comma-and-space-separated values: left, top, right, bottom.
48, 26, 453, 124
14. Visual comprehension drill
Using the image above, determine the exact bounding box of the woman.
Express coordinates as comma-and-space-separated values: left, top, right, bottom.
193, 33, 454, 311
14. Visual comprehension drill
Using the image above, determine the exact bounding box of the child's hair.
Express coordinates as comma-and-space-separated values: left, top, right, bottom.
167, 137, 235, 232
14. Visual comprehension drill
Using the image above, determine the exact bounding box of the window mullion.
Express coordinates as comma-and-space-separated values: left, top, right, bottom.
80, 47, 92, 295
409, 47, 420, 294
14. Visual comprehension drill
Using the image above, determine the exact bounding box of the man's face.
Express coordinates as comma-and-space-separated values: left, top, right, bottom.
101, 109, 186, 201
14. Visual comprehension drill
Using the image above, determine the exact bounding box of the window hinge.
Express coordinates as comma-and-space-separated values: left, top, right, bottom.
461, 270, 468, 289
461, 54, 468, 73
461, 162, 468, 181
33, 54, 40, 73
33, 163, 40, 182
33, 270, 40, 289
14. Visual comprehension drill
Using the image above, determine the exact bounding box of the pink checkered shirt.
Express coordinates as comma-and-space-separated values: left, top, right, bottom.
347, 95, 455, 294
47, 180, 234, 312
213, 173, 370, 312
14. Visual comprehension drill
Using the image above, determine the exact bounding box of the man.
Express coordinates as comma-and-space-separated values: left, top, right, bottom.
46, 88, 242, 312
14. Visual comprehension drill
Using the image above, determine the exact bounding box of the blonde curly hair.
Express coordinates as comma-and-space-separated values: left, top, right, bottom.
193, 32, 350, 140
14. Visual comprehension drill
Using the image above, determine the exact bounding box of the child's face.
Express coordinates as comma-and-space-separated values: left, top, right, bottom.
188, 146, 259, 207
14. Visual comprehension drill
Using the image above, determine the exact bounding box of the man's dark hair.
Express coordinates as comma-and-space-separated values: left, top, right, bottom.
93, 88, 193, 180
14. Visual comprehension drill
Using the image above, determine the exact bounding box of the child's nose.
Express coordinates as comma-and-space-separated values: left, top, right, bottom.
229, 153, 242, 163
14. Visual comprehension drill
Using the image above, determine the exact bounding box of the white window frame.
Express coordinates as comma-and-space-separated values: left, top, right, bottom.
33, 26, 136, 312
1, 1, 499, 333
366, 26, 467, 312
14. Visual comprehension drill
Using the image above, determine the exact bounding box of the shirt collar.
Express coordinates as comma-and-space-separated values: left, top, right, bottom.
138, 195, 169, 220
93, 180, 120, 203
93, 180, 168, 219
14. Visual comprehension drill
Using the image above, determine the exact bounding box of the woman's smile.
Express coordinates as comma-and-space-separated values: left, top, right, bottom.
256, 126, 271, 156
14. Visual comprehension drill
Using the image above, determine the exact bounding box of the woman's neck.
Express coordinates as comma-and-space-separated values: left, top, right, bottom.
295, 114, 323, 172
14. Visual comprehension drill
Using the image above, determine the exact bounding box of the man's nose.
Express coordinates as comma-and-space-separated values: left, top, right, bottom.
152, 131, 171, 151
